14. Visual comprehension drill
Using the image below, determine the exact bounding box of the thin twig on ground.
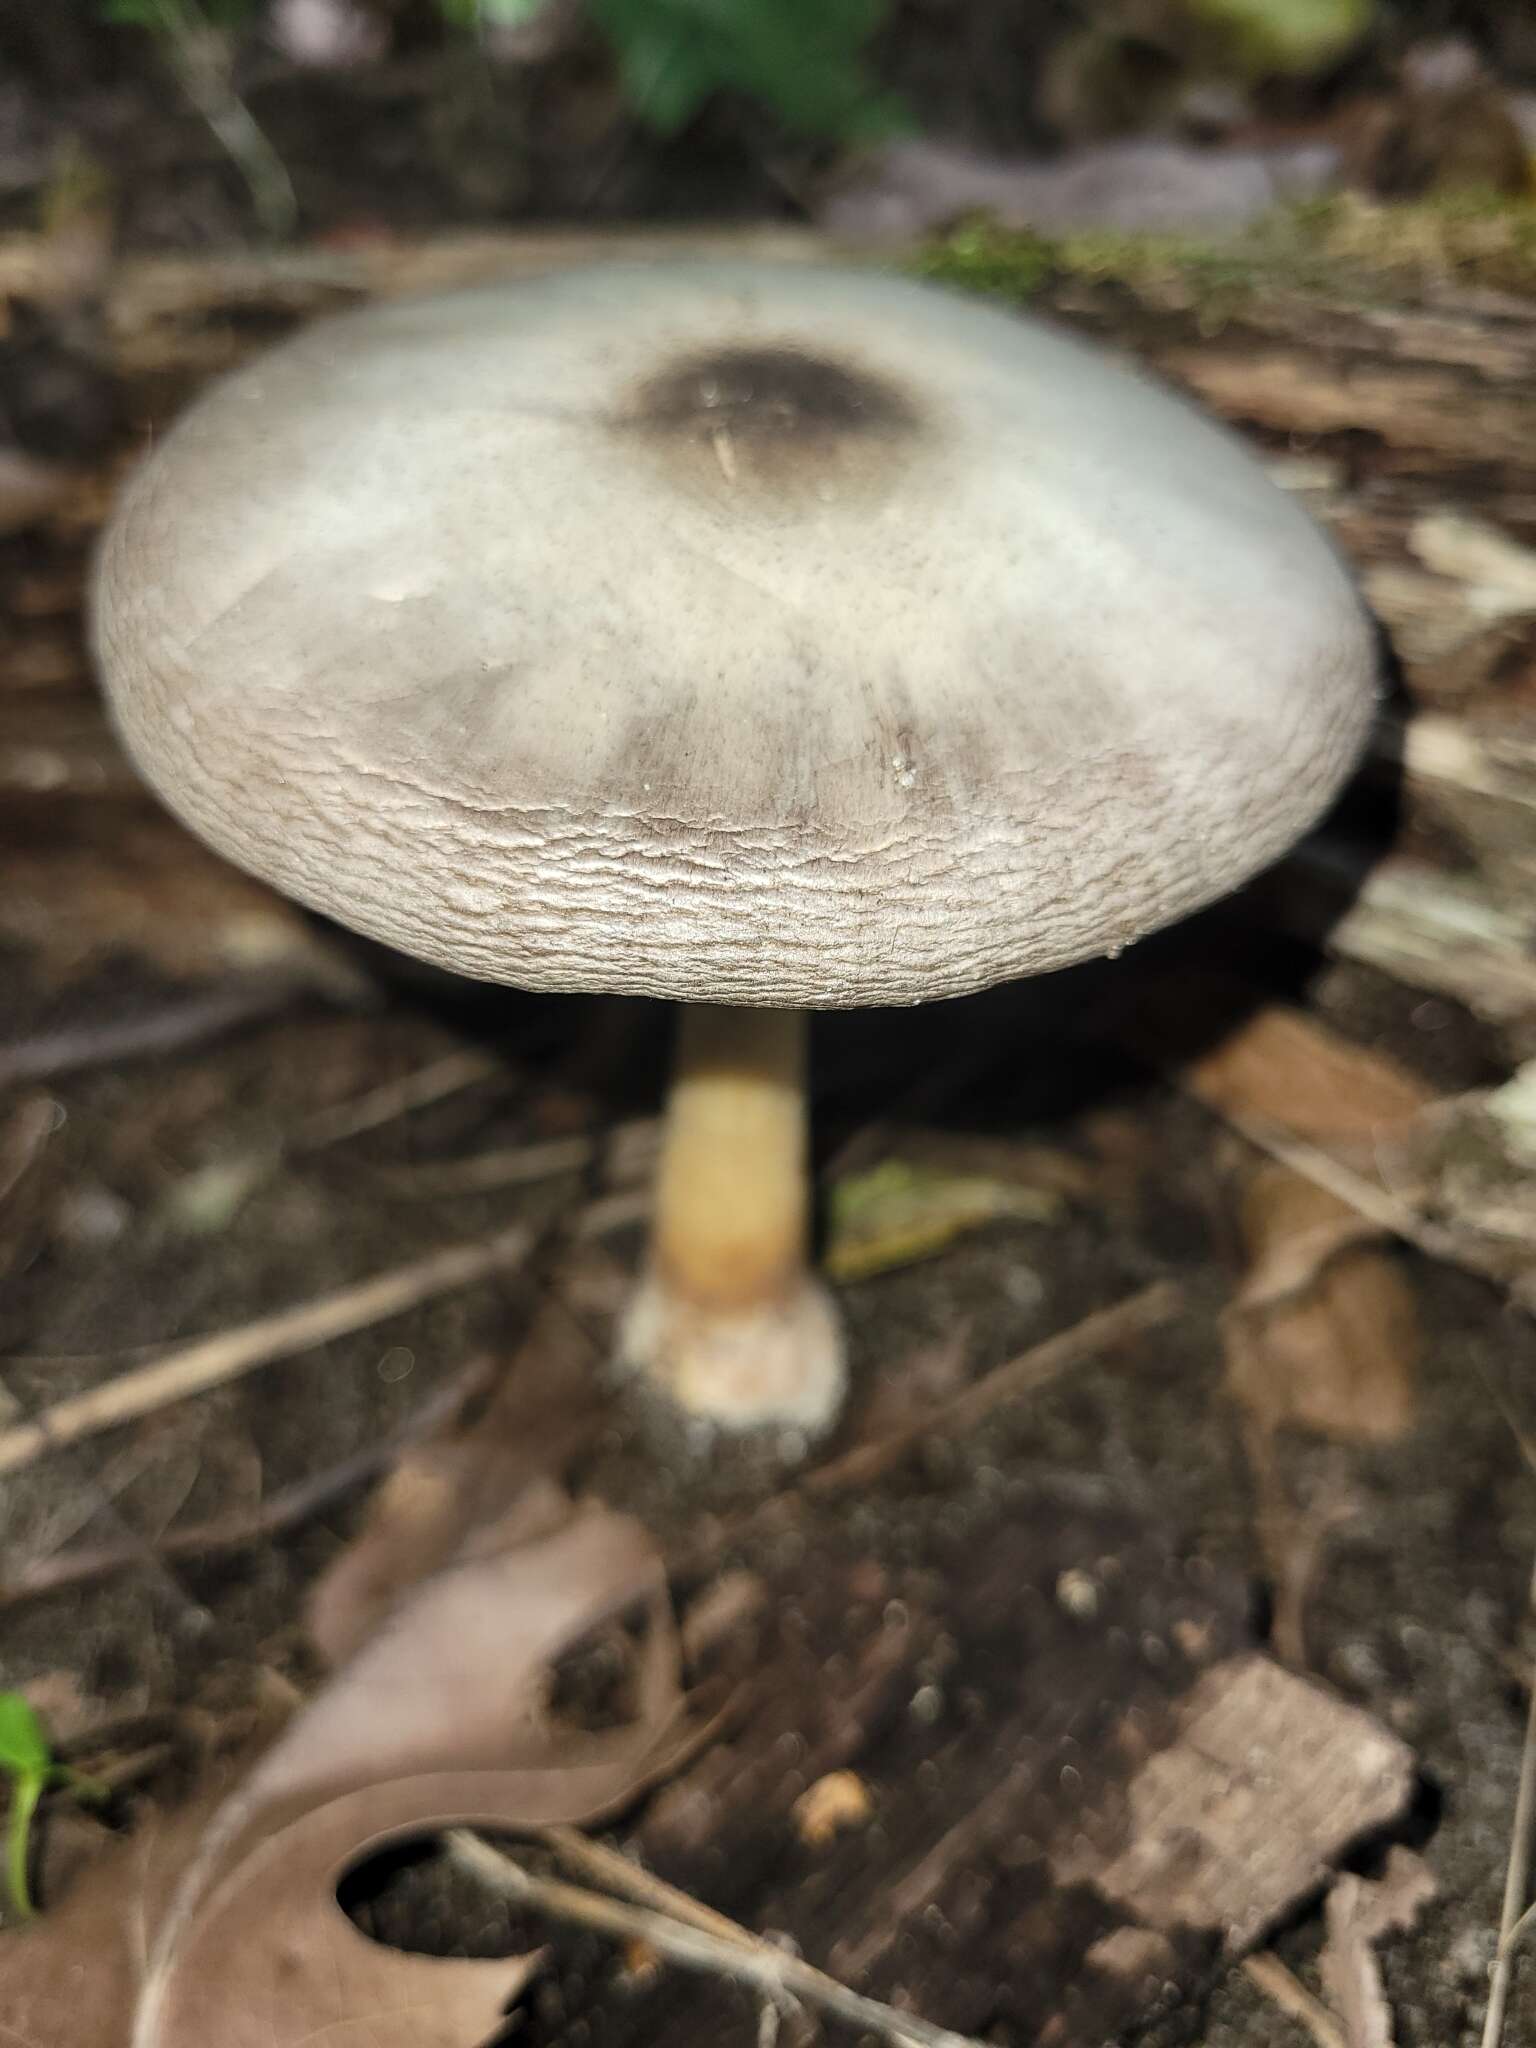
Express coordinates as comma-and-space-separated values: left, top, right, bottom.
383, 1133, 598, 1197
1220, 1113, 1536, 1483
666, 1281, 1182, 1585
0, 978, 302, 1088
803, 1279, 1182, 1496
1242, 1952, 1349, 2048
537, 1823, 765, 1946
0, 1355, 500, 1609
0, 1225, 534, 1476
1212, 1107, 1536, 1317
446, 1830, 990, 2048
381, 1119, 660, 1198
293, 1049, 505, 1151
1483, 1552, 1536, 2048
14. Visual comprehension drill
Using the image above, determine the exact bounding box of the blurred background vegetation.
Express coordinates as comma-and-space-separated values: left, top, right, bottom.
0, 1, 1532, 250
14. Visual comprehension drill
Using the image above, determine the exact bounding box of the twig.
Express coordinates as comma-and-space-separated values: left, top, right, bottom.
537, 1823, 764, 1947
834, 1763, 1031, 1983
0, 1225, 533, 1476
1483, 1552, 1536, 2048
0, 1355, 499, 1609
383, 1134, 597, 1197
0, 978, 300, 1088
1217, 1109, 1536, 1479
80, 1743, 176, 1798
1243, 1952, 1349, 2048
665, 1280, 1183, 1619
379, 1120, 660, 1198
1210, 1106, 1536, 1320
1218, 1110, 1454, 1261
0, 1094, 55, 1208
446, 1831, 990, 2048
293, 1050, 505, 1151
803, 1279, 1183, 1497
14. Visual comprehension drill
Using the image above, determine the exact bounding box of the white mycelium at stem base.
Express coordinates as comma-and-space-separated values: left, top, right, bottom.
618, 1005, 844, 1432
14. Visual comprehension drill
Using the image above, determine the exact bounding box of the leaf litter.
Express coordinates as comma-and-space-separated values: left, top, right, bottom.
3, 1474, 684, 2047
1319, 1847, 1438, 2048
1158, 998, 1431, 1675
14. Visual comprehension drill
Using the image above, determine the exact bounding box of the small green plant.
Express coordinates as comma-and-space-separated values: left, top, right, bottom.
0, 1693, 104, 1921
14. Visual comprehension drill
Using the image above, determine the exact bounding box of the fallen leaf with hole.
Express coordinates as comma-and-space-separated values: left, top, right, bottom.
823, 1158, 1061, 1283
1319, 1846, 1437, 2048
4, 1496, 681, 2046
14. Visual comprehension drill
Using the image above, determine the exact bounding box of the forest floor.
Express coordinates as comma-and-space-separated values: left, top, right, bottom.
4, 19, 1536, 2038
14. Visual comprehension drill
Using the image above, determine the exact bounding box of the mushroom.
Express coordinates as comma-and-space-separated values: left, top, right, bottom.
93, 259, 1377, 1435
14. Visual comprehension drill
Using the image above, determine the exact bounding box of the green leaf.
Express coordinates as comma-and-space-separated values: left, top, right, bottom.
587, 0, 905, 141
1, 1694, 52, 1921
1183, 0, 1375, 78
0, 1694, 52, 1780
824, 1159, 1062, 1285
6, 1772, 41, 1919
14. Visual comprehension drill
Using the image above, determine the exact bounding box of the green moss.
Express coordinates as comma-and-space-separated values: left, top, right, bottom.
912, 190, 1536, 318
909, 219, 1058, 301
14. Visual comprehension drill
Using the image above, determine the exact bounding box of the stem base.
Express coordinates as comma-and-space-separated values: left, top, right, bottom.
616, 1270, 845, 1434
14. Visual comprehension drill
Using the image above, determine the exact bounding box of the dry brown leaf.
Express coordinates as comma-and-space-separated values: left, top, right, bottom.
1225, 1165, 1419, 1446
307, 1307, 603, 1665
1184, 1005, 1434, 1154
4, 1501, 680, 2048
1319, 1848, 1437, 2048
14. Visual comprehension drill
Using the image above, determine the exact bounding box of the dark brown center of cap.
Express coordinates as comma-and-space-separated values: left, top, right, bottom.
626, 344, 920, 508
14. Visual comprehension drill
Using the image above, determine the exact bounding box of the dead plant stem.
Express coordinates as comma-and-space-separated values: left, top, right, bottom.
1483, 1551, 1536, 2048
0, 1226, 533, 1475
447, 1831, 989, 2048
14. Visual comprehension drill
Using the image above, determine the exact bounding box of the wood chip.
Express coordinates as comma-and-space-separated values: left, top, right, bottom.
1050, 1654, 1415, 1953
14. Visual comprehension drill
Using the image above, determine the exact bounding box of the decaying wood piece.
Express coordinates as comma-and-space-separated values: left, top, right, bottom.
1049, 1654, 1413, 1952
495, 1498, 1415, 2048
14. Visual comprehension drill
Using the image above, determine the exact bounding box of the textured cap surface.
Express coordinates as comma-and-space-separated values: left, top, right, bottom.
94, 260, 1376, 1007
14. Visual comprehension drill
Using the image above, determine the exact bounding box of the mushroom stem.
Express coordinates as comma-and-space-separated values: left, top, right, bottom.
618, 1004, 845, 1433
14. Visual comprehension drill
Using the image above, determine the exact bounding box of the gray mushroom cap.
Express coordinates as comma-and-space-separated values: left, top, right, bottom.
94, 259, 1377, 1008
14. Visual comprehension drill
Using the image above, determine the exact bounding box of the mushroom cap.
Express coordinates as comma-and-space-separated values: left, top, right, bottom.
94, 260, 1376, 1008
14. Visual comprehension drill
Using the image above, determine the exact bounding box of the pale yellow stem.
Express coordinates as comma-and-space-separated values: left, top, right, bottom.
653, 1005, 808, 1310
618, 1005, 845, 1433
